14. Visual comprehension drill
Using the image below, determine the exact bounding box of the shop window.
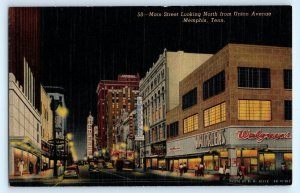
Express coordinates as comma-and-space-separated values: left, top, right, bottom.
146, 159, 151, 168
152, 158, 158, 168
284, 100, 292, 120
284, 69, 292, 89
259, 153, 276, 171
158, 160, 166, 169
179, 158, 187, 166
188, 158, 201, 170
182, 87, 197, 110
204, 102, 226, 127
173, 160, 179, 170
203, 155, 213, 170
168, 121, 179, 138
239, 149, 258, 157
283, 153, 292, 170
220, 151, 228, 157
203, 70, 225, 100
238, 67, 271, 88
183, 114, 198, 133
238, 100, 271, 121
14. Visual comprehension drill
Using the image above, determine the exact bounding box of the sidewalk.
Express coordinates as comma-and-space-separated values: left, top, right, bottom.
9, 167, 64, 181
135, 168, 256, 182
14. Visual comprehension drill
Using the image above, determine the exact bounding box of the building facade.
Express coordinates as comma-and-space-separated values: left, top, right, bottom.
166, 44, 292, 176
139, 49, 212, 169
8, 8, 42, 176
96, 74, 140, 152
40, 85, 53, 170
87, 112, 94, 157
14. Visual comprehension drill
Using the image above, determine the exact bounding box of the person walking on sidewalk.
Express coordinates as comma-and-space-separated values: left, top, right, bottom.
183, 162, 187, 173
199, 163, 204, 176
29, 162, 34, 174
194, 164, 199, 176
239, 163, 246, 180
179, 163, 184, 176
225, 165, 230, 181
18, 159, 24, 176
218, 165, 225, 181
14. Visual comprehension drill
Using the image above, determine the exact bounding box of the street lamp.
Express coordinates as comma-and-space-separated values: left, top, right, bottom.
143, 126, 149, 172
50, 97, 68, 177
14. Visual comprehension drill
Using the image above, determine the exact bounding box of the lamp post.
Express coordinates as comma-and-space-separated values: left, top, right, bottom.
50, 97, 60, 177
50, 97, 68, 177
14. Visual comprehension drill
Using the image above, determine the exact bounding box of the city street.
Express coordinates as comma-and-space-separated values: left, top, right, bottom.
10, 165, 223, 186
9, 165, 292, 186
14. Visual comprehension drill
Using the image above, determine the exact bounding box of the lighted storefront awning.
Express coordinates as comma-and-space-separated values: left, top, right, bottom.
10, 136, 42, 157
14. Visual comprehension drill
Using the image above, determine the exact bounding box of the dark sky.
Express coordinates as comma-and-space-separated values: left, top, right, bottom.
40, 6, 291, 159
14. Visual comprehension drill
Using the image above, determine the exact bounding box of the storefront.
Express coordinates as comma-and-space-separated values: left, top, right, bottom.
9, 137, 42, 176
166, 127, 292, 175
41, 140, 51, 170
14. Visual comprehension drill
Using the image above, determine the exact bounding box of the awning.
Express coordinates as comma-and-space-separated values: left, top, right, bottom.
10, 136, 42, 157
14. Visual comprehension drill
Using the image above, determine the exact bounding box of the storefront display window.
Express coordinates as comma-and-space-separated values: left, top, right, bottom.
173, 160, 179, 170
158, 159, 166, 169
146, 159, 151, 168
284, 153, 292, 170
152, 158, 158, 168
259, 153, 276, 171
187, 158, 201, 170
179, 158, 187, 166
203, 155, 213, 170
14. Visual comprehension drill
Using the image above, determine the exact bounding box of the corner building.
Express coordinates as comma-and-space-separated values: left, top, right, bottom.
139, 50, 212, 169
166, 44, 292, 176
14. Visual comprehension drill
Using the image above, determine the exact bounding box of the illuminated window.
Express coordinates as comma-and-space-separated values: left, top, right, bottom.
183, 114, 198, 133
259, 153, 276, 171
238, 100, 271, 121
204, 102, 226, 127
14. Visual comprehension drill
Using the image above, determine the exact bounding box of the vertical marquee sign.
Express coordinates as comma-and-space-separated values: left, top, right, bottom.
135, 96, 144, 141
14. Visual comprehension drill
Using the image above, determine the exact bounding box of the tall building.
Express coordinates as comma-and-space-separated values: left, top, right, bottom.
86, 112, 94, 157
96, 74, 140, 152
166, 44, 292, 176
40, 85, 53, 170
138, 49, 212, 168
8, 8, 42, 176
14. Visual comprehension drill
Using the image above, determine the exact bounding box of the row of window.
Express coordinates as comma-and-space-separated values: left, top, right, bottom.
169, 100, 292, 137
182, 68, 292, 110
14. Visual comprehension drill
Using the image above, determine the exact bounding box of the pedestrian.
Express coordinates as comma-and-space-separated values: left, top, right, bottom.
199, 163, 204, 176
194, 164, 199, 176
225, 165, 230, 181
29, 161, 34, 174
183, 162, 187, 173
36, 161, 40, 174
239, 163, 246, 180
218, 165, 224, 181
179, 163, 183, 176
18, 159, 24, 176
281, 162, 287, 174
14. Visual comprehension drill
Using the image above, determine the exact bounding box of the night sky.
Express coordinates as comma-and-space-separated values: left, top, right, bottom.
39, 6, 291, 159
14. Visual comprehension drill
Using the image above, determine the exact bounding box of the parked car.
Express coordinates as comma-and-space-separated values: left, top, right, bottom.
115, 159, 135, 171
88, 162, 99, 172
97, 159, 106, 169
64, 165, 79, 179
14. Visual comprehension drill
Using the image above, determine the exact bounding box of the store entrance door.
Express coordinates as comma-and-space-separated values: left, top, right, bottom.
243, 158, 258, 174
